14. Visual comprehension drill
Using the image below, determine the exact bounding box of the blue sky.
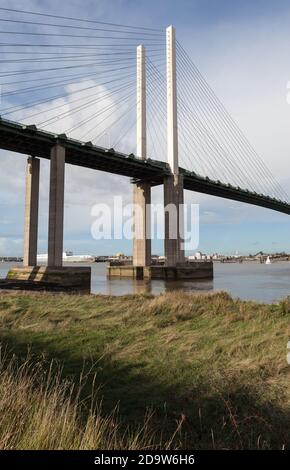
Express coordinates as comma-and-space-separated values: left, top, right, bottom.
1, 0, 290, 256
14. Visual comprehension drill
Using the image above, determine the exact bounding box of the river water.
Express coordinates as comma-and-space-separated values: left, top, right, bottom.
1, 261, 290, 303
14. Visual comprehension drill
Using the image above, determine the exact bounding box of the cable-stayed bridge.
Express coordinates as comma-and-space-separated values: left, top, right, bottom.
0, 7, 289, 282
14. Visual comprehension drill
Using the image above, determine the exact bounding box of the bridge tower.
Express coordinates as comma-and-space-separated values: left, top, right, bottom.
164, 25, 185, 266
133, 44, 151, 266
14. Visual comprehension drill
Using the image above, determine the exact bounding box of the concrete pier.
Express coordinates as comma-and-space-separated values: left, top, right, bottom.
9, 144, 91, 294
48, 144, 65, 267
107, 26, 208, 281
164, 174, 185, 266
133, 181, 151, 266
163, 26, 185, 267
23, 157, 40, 267
133, 44, 151, 267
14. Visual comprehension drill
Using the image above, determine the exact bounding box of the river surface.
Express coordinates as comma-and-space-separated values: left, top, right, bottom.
1, 261, 290, 303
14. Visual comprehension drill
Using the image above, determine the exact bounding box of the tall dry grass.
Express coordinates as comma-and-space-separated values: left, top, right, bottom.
0, 350, 178, 450
1, 291, 290, 449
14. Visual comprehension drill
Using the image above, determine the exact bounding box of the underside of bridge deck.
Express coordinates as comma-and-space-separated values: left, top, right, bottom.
1, 117, 290, 215
0, 118, 168, 185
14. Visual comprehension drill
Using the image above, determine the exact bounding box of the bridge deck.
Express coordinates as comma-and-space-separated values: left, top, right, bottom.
0, 117, 168, 184
0, 117, 289, 215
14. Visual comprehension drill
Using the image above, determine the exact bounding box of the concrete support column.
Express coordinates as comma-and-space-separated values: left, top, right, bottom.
47, 144, 65, 267
133, 44, 151, 266
164, 174, 185, 266
23, 156, 40, 266
136, 44, 146, 159
166, 25, 179, 175
164, 25, 185, 266
133, 182, 151, 266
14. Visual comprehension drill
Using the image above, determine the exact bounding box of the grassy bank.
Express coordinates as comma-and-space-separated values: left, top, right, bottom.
0, 290, 290, 449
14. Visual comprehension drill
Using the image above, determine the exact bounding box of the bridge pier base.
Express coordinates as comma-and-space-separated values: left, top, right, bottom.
23, 156, 40, 267
107, 262, 213, 280
6, 266, 91, 293
133, 181, 151, 266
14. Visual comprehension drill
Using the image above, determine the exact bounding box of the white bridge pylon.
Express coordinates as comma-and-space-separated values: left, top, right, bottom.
133, 25, 185, 267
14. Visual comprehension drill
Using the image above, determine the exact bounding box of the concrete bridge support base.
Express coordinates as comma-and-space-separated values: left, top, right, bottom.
6, 266, 91, 293
107, 262, 213, 280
